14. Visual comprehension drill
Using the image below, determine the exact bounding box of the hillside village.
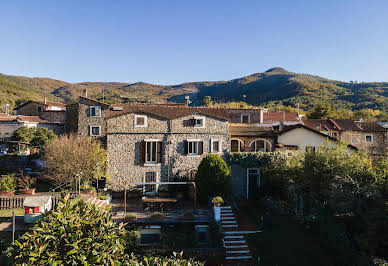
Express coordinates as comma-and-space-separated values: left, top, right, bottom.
0, 93, 387, 265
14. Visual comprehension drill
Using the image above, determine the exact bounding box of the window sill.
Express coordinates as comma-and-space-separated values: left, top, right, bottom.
143, 163, 161, 167
187, 154, 201, 157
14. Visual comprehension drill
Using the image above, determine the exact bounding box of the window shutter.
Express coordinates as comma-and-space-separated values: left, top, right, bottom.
140, 141, 145, 165
34, 207, 40, 213
157, 142, 163, 163
198, 141, 204, 155
184, 140, 188, 155
191, 118, 196, 126
25, 208, 30, 214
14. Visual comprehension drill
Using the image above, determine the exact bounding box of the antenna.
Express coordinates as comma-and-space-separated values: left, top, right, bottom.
102, 88, 105, 103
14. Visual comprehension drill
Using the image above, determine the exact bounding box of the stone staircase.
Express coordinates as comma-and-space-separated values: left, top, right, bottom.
86, 196, 110, 208
220, 206, 254, 262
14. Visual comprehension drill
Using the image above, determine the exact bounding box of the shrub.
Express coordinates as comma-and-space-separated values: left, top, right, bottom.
0, 174, 17, 191
17, 175, 36, 190
211, 196, 224, 207
195, 154, 231, 202
151, 212, 164, 220
7, 195, 129, 265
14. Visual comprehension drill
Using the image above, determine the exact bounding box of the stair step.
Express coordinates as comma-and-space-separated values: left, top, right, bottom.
221, 220, 237, 224
220, 216, 235, 220
225, 255, 252, 260
224, 245, 249, 249
220, 213, 234, 216
224, 235, 244, 239
222, 224, 238, 228
226, 250, 250, 254
224, 240, 246, 244
220, 206, 232, 209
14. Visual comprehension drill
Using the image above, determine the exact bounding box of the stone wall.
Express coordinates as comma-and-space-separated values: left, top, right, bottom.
340, 131, 387, 154
77, 97, 109, 138
40, 111, 67, 123
65, 103, 78, 133
226, 109, 261, 123
106, 113, 230, 191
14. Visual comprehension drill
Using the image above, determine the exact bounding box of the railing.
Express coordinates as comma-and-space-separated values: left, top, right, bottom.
0, 195, 62, 210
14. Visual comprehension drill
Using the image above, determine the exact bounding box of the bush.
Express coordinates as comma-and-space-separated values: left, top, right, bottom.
195, 154, 231, 202
17, 175, 36, 190
0, 174, 17, 191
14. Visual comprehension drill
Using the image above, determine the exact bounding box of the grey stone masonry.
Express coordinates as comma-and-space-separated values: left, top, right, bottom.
106, 112, 230, 191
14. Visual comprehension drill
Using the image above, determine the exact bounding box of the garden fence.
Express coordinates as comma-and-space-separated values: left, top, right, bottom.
0, 196, 62, 209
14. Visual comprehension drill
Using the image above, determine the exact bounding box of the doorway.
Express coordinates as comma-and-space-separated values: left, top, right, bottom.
247, 168, 260, 199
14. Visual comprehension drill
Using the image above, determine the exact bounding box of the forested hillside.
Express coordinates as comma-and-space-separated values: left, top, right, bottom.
0, 68, 386, 113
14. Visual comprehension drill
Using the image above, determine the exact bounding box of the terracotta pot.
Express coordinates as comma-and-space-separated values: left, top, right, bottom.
0, 191, 15, 196
19, 188, 36, 195
81, 190, 95, 195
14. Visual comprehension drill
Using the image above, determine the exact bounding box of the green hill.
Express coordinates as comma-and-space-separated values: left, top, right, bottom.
0, 68, 387, 112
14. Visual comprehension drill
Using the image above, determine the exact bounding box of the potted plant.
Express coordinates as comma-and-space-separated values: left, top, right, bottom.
80, 180, 96, 195
0, 174, 17, 196
18, 175, 36, 195
211, 196, 224, 221
158, 186, 170, 197
211, 196, 224, 207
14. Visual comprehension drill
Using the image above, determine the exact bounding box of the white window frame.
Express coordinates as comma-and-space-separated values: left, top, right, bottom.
144, 139, 160, 165
365, 134, 373, 143
211, 139, 222, 153
89, 106, 101, 117
187, 139, 201, 156
193, 116, 205, 128
246, 168, 260, 199
134, 115, 148, 128
251, 139, 269, 152
143, 172, 158, 195
241, 114, 250, 123
89, 126, 101, 136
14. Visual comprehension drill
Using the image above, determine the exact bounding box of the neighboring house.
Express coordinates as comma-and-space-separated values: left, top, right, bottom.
14, 99, 68, 135
276, 124, 358, 153
105, 105, 230, 191
304, 119, 387, 155
0, 115, 48, 141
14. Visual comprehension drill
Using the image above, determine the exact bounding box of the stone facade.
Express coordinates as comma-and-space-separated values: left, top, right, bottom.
338, 130, 387, 155
106, 112, 230, 191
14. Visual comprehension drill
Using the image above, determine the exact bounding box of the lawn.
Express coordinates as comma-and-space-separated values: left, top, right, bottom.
0, 209, 24, 223
241, 202, 338, 266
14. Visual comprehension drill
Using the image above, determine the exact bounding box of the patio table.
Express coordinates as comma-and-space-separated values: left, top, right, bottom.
142, 196, 178, 212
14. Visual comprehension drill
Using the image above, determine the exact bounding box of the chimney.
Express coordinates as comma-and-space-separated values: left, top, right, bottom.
279, 121, 285, 131
185, 95, 191, 106
85, 89, 88, 98
259, 109, 264, 124
44, 97, 47, 104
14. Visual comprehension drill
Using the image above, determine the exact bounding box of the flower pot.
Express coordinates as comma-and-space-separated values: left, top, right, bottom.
0, 191, 15, 196
81, 190, 95, 195
19, 188, 36, 195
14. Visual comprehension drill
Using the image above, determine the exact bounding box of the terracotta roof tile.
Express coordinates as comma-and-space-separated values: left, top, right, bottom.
358, 121, 387, 132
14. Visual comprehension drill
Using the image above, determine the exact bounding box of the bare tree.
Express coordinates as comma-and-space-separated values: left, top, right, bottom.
44, 134, 107, 188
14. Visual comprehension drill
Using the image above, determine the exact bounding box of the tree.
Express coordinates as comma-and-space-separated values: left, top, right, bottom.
354, 109, 381, 121
195, 154, 232, 202
44, 134, 107, 188
30, 127, 56, 149
7, 195, 129, 265
202, 96, 212, 107
10, 126, 35, 143
307, 102, 333, 119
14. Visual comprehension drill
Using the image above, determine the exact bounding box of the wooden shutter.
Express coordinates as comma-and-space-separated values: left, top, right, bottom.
198, 141, 204, 155
140, 141, 145, 165
191, 118, 196, 126
184, 140, 188, 155
157, 142, 163, 163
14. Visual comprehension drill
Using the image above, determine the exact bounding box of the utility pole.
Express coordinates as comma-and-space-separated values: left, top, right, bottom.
96, 163, 99, 191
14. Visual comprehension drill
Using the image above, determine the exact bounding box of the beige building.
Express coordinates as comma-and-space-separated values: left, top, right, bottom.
0, 115, 47, 141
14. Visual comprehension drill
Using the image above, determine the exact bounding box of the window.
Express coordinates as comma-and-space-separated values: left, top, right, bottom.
196, 225, 209, 243
185, 140, 203, 156
134, 115, 147, 128
365, 134, 373, 143
89, 106, 101, 117
144, 172, 158, 194
241, 114, 250, 123
231, 139, 244, 152
332, 132, 338, 138
89, 126, 101, 136
211, 139, 222, 153
250, 139, 271, 152
146, 141, 158, 164
193, 116, 205, 128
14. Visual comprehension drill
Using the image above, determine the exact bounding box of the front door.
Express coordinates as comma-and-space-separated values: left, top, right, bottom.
247, 168, 260, 199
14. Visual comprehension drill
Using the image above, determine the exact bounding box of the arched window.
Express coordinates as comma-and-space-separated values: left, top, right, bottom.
188, 169, 197, 180
250, 139, 271, 152
231, 139, 244, 152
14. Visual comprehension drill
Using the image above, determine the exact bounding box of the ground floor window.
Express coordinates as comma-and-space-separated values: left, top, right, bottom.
250, 139, 271, 152
144, 172, 157, 194
231, 139, 244, 152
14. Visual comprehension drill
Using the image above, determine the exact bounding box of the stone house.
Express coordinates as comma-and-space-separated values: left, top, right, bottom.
105, 105, 230, 192
304, 119, 387, 155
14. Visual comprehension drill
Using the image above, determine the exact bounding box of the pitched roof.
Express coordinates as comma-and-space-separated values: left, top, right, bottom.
0, 115, 47, 123
79, 96, 110, 107
303, 119, 338, 131
230, 123, 275, 136
357, 121, 387, 132
106, 104, 230, 121
23, 195, 52, 207
304, 119, 387, 132
14, 100, 66, 110
263, 111, 300, 123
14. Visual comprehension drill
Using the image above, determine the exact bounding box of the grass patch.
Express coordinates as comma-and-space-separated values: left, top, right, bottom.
0, 209, 24, 222
241, 203, 338, 266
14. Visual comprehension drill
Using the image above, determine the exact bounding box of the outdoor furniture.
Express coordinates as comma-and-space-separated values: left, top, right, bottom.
142, 196, 178, 212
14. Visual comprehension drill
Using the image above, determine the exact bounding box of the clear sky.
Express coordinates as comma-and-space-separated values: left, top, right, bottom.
1, 0, 388, 84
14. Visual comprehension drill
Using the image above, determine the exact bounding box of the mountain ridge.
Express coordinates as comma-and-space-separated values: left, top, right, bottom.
0, 68, 386, 112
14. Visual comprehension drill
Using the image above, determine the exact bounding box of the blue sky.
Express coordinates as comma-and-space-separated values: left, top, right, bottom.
1, 0, 388, 84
